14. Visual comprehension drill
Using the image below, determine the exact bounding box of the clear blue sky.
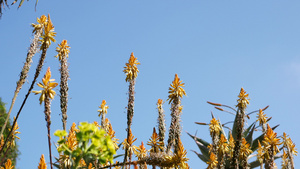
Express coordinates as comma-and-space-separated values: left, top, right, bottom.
1, 1, 299, 168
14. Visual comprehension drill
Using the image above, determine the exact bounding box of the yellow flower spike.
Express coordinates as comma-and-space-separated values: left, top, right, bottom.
10, 117, 20, 140
257, 109, 268, 126
174, 138, 189, 168
38, 155, 46, 169
209, 118, 221, 137
228, 132, 235, 158
98, 100, 109, 117
239, 138, 253, 160
134, 141, 147, 160
40, 14, 56, 50
1, 159, 14, 169
32, 15, 47, 33
123, 52, 140, 82
167, 74, 186, 104
263, 124, 281, 155
55, 40, 71, 61
218, 134, 229, 156
147, 128, 164, 153
236, 88, 250, 109
257, 140, 265, 164
281, 149, 289, 169
67, 123, 78, 151
122, 129, 137, 155
32, 67, 58, 104
157, 99, 163, 109
107, 123, 119, 150
206, 152, 218, 169
281, 132, 298, 156
0, 159, 13, 169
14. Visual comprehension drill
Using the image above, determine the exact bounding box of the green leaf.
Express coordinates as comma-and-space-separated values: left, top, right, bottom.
187, 132, 210, 162
231, 108, 239, 140
243, 121, 256, 138
245, 123, 256, 147
54, 130, 67, 138
192, 150, 209, 162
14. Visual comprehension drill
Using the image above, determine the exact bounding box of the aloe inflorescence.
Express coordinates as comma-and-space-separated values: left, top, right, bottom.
189, 88, 297, 169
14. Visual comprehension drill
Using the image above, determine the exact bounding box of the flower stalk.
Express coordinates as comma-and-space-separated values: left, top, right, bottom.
157, 99, 166, 149
231, 88, 249, 169
32, 67, 58, 169
122, 52, 140, 168
55, 39, 70, 131
0, 14, 55, 157
0, 14, 46, 142
166, 74, 186, 154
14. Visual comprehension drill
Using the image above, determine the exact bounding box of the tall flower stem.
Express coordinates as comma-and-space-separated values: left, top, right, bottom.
0, 48, 47, 155
166, 97, 181, 154
0, 14, 55, 156
60, 55, 69, 131
231, 88, 249, 169
166, 74, 186, 154
44, 95, 53, 169
124, 79, 136, 169
55, 40, 70, 131
157, 99, 166, 149
0, 20, 43, 141
32, 67, 58, 169
122, 53, 140, 169
231, 107, 245, 169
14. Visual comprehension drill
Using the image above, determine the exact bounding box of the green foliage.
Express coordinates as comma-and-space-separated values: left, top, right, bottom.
0, 98, 20, 167
54, 122, 116, 168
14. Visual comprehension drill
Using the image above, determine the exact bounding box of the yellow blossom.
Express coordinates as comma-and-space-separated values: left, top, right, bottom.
209, 118, 221, 137
32, 67, 58, 104
206, 152, 218, 169
167, 74, 186, 104
281, 132, 298, 156
147, 128, 164, 153
38, 155, 46, 169
281, 150, 289, 169
98, 100, 109, 117
40, 14, 56, 49
257, 140, 265, 164
134, 141, 148, 160
236, 88, 250, 109
123, 52, 140, 82
239, 138, 253, 160
172, 138, 189, 168
8, 117, 20, 147
257, 109, 268, 126
228, 132, 235, 158
32, 15, 47, 33
1, 159, 14, 169
157, 99, 163, 109
122, 129, 137, 156
67, 123, 79, 151
262, 124, 281, 156
107, 123, 119, 150
55, 40, 70, 61
218, 134, 229, 156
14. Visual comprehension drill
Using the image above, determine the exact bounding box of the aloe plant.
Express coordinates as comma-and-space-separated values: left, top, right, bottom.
188, 88, 292, 169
